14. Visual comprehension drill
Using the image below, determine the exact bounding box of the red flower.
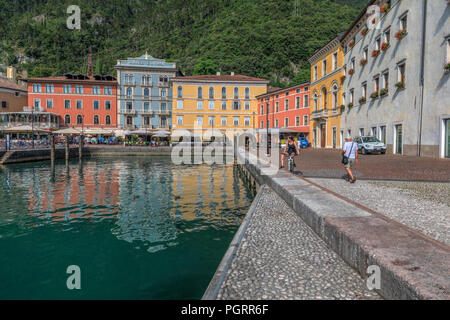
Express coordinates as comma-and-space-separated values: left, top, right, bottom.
380, 4, 389, 13
348, 41, 355, 48
381, 42, 389, 51
395, 30, 406, 40
360, 59, 367, 66
361, 28, 368, 36
372, 49, 380, 57
348, 69, 354, 75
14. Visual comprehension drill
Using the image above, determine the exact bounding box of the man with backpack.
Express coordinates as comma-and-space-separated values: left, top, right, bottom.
342, 137, 358, 183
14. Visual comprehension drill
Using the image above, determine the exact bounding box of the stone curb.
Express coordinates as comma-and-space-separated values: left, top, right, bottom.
202, 185, 267, 300
236, 149, 450, 300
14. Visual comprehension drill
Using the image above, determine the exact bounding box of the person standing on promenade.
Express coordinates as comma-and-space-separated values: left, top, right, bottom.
342, 137, 358, 183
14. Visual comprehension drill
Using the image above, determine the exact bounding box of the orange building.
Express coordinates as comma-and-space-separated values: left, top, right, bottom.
26, 74, 118, 130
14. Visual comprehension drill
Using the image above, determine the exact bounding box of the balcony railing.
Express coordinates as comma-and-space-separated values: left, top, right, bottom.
310, 109, 330, 120
120, 109, 138, 115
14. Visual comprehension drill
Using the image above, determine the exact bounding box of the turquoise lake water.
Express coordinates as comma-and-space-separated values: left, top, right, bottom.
0, 157, 253, 299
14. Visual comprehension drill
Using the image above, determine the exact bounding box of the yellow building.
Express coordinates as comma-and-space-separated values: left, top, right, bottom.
308, 35, 345, 149
171, 73, 269, 142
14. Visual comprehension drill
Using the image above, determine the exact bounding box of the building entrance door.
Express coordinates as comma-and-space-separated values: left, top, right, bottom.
320, 124, 326, 148
445, 119, 450, 158
395, 124, 403, 155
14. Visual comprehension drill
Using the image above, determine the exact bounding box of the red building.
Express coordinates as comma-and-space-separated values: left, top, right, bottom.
26, 74, 117, 130
257, 82, 310, 143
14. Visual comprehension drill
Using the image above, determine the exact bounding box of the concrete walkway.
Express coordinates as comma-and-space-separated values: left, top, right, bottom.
214, 186, 381, 300
308, 178, 450, 246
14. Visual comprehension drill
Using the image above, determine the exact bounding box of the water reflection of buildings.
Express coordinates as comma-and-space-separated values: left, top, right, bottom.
24, 161, 121, 221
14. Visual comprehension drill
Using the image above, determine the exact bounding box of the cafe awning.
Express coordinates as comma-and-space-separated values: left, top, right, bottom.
54, 127, 81, 135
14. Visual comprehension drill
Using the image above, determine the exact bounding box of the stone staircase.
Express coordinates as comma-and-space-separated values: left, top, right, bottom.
0, 151, 14, 165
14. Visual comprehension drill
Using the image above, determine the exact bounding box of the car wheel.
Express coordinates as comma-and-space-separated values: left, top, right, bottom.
381, 151, 386, 154
361, 147, 367, 155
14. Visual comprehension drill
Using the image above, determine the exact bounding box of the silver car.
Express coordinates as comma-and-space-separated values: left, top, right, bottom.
353, 136, 387, 155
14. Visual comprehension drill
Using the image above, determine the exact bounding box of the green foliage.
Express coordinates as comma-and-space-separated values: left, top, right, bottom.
193, 58, 218, 75
0, 0, 366, 87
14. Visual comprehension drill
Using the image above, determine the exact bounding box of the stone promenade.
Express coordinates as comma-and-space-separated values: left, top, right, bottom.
216, 186, 381, 300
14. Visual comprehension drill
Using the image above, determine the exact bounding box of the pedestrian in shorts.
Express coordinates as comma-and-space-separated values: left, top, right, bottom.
342, 137, 358, 183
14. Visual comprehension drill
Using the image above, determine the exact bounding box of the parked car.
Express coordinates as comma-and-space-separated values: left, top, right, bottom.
298, 137, 309, 149
353, 136, 386, 155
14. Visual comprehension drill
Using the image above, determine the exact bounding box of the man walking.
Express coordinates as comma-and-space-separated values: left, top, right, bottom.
342, 137, 358, 183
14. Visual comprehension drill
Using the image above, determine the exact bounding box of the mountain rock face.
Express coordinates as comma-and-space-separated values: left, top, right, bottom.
0, 0, 367, 86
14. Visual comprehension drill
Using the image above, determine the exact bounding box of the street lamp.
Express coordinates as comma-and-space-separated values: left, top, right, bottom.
31, 105, 35, 149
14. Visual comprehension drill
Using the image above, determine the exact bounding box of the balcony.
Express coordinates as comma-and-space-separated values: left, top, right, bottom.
310, 109, 330, 120
120, 109, 138, 115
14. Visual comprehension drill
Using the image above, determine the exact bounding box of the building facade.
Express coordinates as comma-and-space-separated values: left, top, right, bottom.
115, 53, 179, 132
171, 74, 269, 141
26, 74, 118, 130
308, 35, 345, 149
340, 0, 450, 158
257, 83, 310, 142
0, 77, 28, 113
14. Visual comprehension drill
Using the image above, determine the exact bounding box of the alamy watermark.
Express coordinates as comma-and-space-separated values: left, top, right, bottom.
366, 265, 381, 290
66, 265, 81, 290
67, 5, 81, 30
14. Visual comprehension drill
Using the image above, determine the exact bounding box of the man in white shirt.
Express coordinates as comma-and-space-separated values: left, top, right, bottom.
342, 137, 358, 183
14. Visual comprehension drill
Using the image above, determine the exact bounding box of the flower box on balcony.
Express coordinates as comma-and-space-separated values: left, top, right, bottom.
360, 59, 368, 66
341, 75, 346, 82
395, 81, 405, 89
348, 41, 355, 48
395, 29, 407, 40
347, 103, 354, 109
348, 69, 354, 75
359, 97, 367, 104
370, 92, 379, 99
372, 49, 380, 58
380, 4, 389, 13
380, 89, 389, 97
381, 42, 389, 51
361, 28, 368, 36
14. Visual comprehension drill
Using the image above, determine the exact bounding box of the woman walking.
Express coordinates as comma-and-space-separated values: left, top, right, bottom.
342, 137, 358, 183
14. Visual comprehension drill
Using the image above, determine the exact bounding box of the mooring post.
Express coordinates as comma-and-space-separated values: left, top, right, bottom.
79, 135, 83, 159
50, 134, 55, 166
65, 135, 70, 161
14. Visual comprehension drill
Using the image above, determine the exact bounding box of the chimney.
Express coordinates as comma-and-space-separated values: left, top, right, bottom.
231, 72, 235, 76
216, 72, 221, 76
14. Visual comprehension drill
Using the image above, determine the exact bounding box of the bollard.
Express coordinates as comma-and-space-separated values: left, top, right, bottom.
65, 136, 70, 161
50, 134, 55, 165
79, 135, 83, 159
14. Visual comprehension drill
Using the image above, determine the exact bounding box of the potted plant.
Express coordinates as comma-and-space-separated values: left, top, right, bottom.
445, 63, 450, 71
360, 58, 368, 66
395, 29, 407, 40
348, 41, 355, 48
341, 75, 346, 82
380, 3, 389, 13
340, 104, 346, 111
370, 92, 379, 99
348, 68, 355, 75
372, 49, 380, 57
380, 88, 388, 96
361, 28, 368, 36
359, 97, 367, 104
347, 103, 354, 109
381, 42, 389, 51
395, 81, 405, 89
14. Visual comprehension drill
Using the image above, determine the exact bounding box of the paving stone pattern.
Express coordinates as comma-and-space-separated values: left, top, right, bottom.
217, 186, 381, 300
309, 178, 450, 246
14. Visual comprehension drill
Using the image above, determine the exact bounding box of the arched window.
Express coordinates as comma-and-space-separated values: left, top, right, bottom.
64, 115, 70, 125
245, 88, 250, 99
177, 86, 183, 98
321, 88, 328, 109
77, 115, 83, 124
332, 85, 338, 108
234, 87, 239, 99
144, 88, 149, 98
198, 86, 203, 99
94, 115, 99, 125
105, 115, 111, 125
313, 92, 318, 111
209, 87, 214, 99
222, 87, 227, 99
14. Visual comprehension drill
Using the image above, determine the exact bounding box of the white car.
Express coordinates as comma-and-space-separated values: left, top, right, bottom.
353, 136, 387, 155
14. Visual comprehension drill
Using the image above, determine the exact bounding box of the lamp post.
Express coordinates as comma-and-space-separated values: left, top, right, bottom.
31, 106, 35, 149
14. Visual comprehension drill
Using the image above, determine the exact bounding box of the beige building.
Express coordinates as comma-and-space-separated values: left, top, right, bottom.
0, 77, 28, 113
